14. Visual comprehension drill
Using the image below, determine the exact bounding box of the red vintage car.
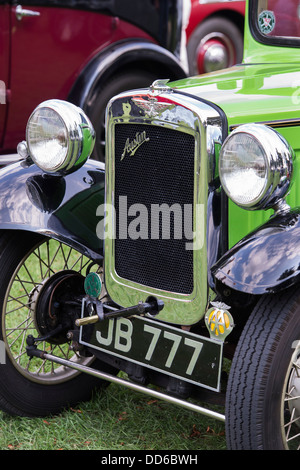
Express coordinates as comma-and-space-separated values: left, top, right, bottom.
0, 1, 186, 163
186, 0, 245, 74
0, 1, 245, 164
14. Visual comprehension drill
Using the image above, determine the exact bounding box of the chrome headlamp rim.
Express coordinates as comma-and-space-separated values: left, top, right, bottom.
26, 99, 95, 175
219, 123, 294, 211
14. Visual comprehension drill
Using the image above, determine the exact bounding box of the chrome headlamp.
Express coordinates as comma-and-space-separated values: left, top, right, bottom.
24, 100, 95, 174
219, 124, 294, 210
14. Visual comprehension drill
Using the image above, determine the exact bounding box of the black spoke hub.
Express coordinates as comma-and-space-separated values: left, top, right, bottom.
30, 270, 85, 344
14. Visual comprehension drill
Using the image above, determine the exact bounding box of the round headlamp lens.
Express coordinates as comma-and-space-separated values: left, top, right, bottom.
219, 131, 267, 207
25, 100, 95, 175
27, 107, 70, 172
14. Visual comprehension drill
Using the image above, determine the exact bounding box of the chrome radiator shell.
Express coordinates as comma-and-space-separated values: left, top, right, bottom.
103, 85, 222, 325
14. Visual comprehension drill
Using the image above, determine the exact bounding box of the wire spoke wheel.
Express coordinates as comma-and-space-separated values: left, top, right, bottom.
3, 237, 101, 384
282, 341, 300, 449
0, 231, 118, 417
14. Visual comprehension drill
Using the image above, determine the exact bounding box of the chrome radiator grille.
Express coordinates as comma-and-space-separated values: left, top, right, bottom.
114, 123, 195, 294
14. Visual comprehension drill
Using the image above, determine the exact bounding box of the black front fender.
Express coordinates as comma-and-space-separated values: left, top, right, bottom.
0, 160, 105, 261
212, 209, 300, 295
68, 40, 186, 110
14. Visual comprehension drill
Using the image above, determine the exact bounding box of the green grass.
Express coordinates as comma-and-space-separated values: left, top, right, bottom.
0, 381, 226, 450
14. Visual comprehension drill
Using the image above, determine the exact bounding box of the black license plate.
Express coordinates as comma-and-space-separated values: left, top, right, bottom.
80, 316, 223, 391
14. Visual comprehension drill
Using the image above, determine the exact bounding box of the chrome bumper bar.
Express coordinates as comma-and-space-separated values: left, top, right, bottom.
42, 351, 225, 423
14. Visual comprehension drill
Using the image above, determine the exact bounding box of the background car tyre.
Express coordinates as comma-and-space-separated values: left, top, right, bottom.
88, 70, 158, 162
0, 230, 118, 417
225, 287, 300, 450
187, 17, 243, 75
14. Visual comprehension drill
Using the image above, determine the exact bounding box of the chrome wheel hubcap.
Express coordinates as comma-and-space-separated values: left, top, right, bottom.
196, 33, 235, 73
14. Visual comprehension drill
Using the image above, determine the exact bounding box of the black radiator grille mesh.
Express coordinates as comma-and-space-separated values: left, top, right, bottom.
113, 123, 195, 294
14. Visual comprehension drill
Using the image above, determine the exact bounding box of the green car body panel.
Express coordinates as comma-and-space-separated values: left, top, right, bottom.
170, 7, 300, 247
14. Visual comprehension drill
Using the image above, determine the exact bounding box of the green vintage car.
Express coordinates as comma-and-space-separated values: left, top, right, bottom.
0, 0, 298, 451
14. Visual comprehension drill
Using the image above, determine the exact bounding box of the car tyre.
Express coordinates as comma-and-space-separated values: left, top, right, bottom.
88, 70, 158, 162
187, 17, 243, 75
226, 287, 300, 450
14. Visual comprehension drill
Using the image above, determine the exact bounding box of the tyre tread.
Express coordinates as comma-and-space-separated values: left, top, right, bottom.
226, 287, 299, 449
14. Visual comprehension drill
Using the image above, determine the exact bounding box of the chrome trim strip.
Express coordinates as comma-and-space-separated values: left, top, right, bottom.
230, 118, 300, 131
